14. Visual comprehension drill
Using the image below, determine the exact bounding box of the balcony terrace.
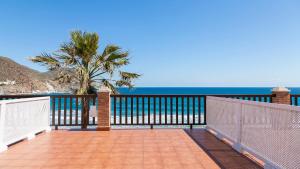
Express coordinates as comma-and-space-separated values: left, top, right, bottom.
0, 128, 265, 169
0, 88, 298, 169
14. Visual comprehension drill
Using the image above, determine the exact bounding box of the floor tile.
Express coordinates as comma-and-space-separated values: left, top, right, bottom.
0, 129, 220, 169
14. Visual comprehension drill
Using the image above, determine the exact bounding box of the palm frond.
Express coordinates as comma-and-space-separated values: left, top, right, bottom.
111, 58, 129, 66
115, 80, 133, 88
70, 31, 99, 64
54, 54, 75, 65
60, 42, 75, 57
90, 45, 129, 77
30, 53, 60, 70
102, 45, 121, 57
120, 71, 140, 81
106, 51, 128, 61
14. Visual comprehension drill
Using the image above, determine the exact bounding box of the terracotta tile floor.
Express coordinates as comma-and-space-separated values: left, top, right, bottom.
0, 129, 220, 169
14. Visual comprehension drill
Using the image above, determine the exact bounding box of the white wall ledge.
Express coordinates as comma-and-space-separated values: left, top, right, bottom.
0, 97, 51, 153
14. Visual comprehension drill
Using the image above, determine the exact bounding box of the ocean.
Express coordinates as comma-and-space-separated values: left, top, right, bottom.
51, 87, 300, 111
117, 87, 300, 95
49, 87, 300, 125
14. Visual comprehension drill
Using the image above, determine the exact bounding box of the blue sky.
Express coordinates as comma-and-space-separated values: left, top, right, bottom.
0, 0, 300, 87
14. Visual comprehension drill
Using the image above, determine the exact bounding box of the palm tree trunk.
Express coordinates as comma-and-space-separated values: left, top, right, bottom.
81, 97, 89, 129
79, 75, 90, 129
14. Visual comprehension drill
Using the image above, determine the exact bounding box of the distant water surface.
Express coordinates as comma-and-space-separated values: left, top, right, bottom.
49, 87, 300, 111
118, 87, 300, 94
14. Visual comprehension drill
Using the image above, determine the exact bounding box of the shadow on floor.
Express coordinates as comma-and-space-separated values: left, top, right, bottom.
184, 129, 263, 169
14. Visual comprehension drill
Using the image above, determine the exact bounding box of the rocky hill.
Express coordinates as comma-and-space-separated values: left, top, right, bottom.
0, 56, 75, 94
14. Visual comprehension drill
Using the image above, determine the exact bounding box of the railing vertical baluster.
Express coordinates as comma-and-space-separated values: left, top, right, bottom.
137, 96, 139, 124
165, 97, 167, 124
204, 96, 207, 125
182, 97, 184, 124
176, 96, 178, 125
63, 96, 67, 125
58, 96, 61, 126
81, 96, 84, 125
148, 96, 150, 124
80, 96, 84, 125
264, 96, 267, 102
70, 96, 73, 125
198, 96, 201, 124
131, 96, 134, 124
125, 96, 128, 124
159, 97, 162, 124
170, 97, 173, 124
75, 97, 78, 125
187, 97, 190, 124
86, 96, 90, 125
193, 96, 195, 125
114, 96, 117, 125
154, 96, 156, 124
142, 97, 145, 124
119, 97, 122, 124
92, 96, 96, 125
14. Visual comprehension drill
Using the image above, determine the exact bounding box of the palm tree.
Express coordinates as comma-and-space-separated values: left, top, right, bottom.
30, 31, 140, 128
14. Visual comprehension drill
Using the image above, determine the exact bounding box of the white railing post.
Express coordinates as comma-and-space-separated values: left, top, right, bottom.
233, 104, 243, 152
0, 103, 8, 152
44, 97, 51, 133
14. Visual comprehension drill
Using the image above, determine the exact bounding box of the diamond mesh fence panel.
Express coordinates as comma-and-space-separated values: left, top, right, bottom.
207, 96, 300, 169
207, 96, 241, 143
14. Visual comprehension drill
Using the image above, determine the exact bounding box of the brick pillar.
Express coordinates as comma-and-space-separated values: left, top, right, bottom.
96, 86, 111, 131
271, 87, 290, 104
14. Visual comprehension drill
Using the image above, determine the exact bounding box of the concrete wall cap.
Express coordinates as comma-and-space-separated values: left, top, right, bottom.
272, 87, 290, 92
98, 85, 112, 93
